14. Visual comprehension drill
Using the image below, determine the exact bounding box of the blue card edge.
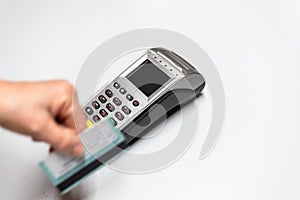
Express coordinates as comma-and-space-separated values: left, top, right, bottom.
60, 149, 127, 195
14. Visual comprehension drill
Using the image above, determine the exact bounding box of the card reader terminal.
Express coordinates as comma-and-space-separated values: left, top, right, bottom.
57, 47, 206, 192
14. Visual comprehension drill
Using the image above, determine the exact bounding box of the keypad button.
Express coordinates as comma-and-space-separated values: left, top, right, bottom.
92, 101, 100, 109
132, 100, 139, 107
98, 95, 107, 103
86, 120, 94, 128
106, 103, 115, 112
99, 109, 108, 118
115, 112, 124, 121
109, 118, 117, 126
92, 115, 101, 122
122, 105, 131, 115
113, 97, 122, 106
85, 107, 93, 115
119, 88, 126, 95
126, 94, 133, 101
105, 89, 113, 98
113, 82, 120, 89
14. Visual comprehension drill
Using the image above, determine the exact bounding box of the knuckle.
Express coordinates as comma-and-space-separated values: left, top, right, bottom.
29, 122, 44, 138
55, 80, 74, 95
55, 81, 75, 105
60, 81, 74, 93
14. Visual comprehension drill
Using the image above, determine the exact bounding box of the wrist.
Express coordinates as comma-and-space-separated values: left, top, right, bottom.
0, 80, 15, 126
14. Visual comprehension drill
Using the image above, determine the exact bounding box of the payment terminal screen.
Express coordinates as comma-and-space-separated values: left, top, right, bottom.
126, 59, 170, 97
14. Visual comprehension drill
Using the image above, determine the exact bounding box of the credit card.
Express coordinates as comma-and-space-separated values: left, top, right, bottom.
39, 118, 125, 194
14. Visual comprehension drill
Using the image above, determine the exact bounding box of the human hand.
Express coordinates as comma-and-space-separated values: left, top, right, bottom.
0, 80, 87, 157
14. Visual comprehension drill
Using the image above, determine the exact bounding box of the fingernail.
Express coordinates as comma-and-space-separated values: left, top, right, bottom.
72, 145, 84, 157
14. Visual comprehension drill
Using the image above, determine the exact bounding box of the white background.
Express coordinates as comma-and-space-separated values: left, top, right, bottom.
0, 0, 299, 199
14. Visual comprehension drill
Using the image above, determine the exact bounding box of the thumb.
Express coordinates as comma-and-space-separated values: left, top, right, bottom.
40, 118, 84, 157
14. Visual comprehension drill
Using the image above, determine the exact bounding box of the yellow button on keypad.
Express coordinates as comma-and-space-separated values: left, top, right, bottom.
86, 120, 94, 128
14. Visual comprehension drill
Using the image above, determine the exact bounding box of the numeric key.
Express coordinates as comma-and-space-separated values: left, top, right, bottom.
85, 107, 93, 115
92, 101, 100, 109
113, 97, 122, 106
105, 89, 113, 98
106, 103, 115, 112
98, 95, 107, 103
121, 105, 131, 115
115, 112, 124, 121
99, 109, 108, 118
